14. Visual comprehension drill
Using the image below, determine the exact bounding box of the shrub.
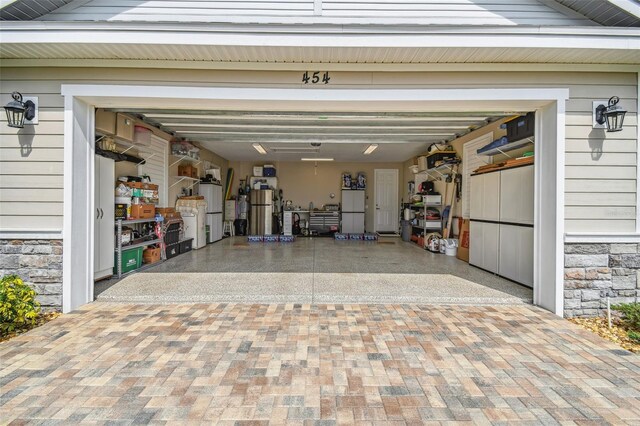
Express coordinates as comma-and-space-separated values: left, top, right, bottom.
612, 302, 640, 330
0, 275, 41, 335
628, 330, 640, 343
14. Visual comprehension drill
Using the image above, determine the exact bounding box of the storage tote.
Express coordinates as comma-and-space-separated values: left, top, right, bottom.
114, 247, 142, 274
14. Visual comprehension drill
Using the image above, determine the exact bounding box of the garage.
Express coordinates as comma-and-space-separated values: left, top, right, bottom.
80, 86, 562, 308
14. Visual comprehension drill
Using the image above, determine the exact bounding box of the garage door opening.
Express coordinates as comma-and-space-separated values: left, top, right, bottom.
61, 85, 566, 315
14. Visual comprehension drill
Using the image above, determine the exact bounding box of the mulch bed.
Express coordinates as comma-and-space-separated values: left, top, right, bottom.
569, 317, 640, 353
0, 311, 61, 343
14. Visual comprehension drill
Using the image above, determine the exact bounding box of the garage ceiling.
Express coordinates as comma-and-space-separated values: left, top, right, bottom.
117, 109, 503, 162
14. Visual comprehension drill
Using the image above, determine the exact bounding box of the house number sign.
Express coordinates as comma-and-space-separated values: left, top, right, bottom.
302, 71, 330, 84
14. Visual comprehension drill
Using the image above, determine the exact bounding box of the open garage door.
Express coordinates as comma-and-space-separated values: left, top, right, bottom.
62, 85, 566, 315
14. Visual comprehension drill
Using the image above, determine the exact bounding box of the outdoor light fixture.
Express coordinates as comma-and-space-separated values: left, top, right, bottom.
363, 144, 378, 155
593, 96, 627, 132
252, 143, 267, 154
4, 92, 36, 129
301, 158, 334, 161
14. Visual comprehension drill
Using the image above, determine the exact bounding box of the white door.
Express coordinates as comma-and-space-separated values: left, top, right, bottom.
137, 135, 168, 207
499, 224, 534, 287
95, 155, 114, 280
374, 169, 398, 232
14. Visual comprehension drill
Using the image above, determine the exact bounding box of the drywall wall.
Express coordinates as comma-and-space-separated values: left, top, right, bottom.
229, 160, 403, 232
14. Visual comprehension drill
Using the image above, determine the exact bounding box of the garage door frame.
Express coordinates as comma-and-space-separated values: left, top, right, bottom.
61, 85, 568, 315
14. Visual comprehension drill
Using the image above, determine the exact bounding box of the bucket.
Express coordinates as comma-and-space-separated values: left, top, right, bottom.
442, 238, 458, 256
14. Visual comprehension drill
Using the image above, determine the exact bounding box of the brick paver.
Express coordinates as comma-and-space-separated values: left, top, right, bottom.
1, 303, 639, 424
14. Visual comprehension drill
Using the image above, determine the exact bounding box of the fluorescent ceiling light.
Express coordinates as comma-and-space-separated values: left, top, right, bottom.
301, 158, 334, 161
252, 143, 267, 155
363, 144, 379, 155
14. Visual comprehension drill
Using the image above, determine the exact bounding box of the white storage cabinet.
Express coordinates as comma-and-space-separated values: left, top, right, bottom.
94, 155, 115, 280
469, 164, 534, 287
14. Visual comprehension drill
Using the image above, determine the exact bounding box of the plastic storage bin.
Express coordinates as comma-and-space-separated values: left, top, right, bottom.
114, 247, 142, 274
180, 238, 193, 253
165, 242, 180, 259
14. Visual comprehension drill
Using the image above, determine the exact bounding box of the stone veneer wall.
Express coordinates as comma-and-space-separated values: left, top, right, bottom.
0, 239, 63, 310
564, 243, 640, 318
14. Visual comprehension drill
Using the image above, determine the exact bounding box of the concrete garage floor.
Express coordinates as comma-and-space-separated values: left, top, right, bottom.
97, 237, 532, 305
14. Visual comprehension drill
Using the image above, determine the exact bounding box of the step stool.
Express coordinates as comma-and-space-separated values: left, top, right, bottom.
223, 220, 235, 237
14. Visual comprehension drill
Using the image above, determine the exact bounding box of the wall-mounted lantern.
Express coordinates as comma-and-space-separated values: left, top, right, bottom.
593, 96, 626, 133
4, 91, 37, 128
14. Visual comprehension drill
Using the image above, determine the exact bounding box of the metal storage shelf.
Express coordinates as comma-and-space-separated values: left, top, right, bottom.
120, 218, 159, 225
117, 238, 162, 252
115, 218, 163, 278
170, 175, 199, 189
170, 154, 201, 167
417, 161, 460, 182
478, 137, 534, 157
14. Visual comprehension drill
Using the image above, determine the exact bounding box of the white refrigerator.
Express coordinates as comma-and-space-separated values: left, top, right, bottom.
341, 189, 365, 233
199, 183, 223, 243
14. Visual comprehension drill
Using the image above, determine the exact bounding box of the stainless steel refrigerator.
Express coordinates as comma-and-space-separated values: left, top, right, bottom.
250, 189, 273, 235
199, 182, 223, 243
341, 189, 365, 233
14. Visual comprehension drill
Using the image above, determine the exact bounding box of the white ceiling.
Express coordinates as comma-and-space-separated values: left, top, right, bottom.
114, 109, 505, 162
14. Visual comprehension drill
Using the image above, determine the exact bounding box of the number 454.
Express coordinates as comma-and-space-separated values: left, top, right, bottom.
302, 71, 330, 84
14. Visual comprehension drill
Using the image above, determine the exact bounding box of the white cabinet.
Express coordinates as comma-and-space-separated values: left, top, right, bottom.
94, 155, 115, 280
470, 172, 500, 221
499, 224, 534, 287
500, 165, 534, 225
469, 165, 534, 286
469, 221, 499, 273
342, 213, 365, 234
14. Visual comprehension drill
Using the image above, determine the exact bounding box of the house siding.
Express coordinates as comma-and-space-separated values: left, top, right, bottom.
39, 0, 594, 25
1, 68, 637, 236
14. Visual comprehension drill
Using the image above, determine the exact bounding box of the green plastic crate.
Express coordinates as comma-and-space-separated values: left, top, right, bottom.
114, 246, 142, 274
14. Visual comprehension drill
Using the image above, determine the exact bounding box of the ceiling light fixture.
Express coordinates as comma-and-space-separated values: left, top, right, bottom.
301, 158, 334, 162
363, 144, 378, 155
252, 143, 267, 155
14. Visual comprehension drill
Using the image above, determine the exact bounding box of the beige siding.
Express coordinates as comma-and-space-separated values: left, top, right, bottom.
0, 68, 637, 234
40, 0, 593, 25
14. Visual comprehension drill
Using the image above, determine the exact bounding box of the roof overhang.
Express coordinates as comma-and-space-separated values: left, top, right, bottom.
1, 22, 639, 66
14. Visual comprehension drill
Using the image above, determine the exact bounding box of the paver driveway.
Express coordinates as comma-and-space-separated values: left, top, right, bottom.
1, 303, 639, 425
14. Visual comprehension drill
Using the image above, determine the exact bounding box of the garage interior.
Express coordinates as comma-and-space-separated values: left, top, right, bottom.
93, 103, 536, 305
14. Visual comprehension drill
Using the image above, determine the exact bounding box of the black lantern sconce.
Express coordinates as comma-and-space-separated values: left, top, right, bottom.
4, 91, 37, 129
593, 96, 627, 133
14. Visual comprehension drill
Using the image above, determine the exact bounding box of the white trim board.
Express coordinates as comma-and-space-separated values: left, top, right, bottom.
4, 59, 640, 73
61, 84, 568, 317
0, 231, 63, 240
565, 233, 640, 243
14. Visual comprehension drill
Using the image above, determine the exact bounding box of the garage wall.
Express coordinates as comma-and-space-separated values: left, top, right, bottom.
230, 160, 403, 233
0, 68, 637, 235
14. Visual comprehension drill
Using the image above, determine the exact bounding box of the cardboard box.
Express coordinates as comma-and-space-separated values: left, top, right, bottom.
457, 219, 470, 262
178, 165, 193, 177
130, 204, 155, 219
143, 247, 161, 264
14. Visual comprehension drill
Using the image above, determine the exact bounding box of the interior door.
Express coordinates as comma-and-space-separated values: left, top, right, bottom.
374, 169, 398, 232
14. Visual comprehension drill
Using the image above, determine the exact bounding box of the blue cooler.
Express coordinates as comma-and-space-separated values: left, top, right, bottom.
263, 165, 276, 177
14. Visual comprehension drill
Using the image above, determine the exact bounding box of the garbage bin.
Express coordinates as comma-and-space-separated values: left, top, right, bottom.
401, 220, 412, 242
